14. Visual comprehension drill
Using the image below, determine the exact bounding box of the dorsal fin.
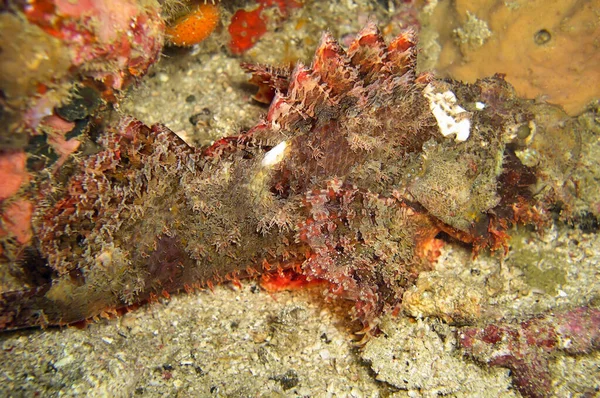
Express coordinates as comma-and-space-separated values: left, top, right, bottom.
287, 63, 329, 116
347, 22, 388, 84
386, 28, 417, 76
311, 32, 358, 98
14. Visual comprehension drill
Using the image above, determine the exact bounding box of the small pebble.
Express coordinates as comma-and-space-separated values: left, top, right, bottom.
319, 349, 331, 360
189, 108, 212, 126
158, 73, 169, 82
54, 355, 74, 368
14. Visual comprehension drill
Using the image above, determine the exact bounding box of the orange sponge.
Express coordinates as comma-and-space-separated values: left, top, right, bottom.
166, 3, 220, 47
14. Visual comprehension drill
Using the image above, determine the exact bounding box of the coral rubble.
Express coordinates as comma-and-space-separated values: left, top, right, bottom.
363, 316, 515, 396
0, 22, 558, 333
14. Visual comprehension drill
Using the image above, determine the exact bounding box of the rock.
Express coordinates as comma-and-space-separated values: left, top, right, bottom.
433, 0, 600, 116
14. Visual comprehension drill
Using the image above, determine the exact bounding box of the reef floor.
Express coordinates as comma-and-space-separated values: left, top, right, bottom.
1, 1, 599, 396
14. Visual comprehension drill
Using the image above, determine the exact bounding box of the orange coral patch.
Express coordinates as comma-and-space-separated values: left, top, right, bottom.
166, 3, 219, 47
0, 199, 34, 244
0, 151, 28, 201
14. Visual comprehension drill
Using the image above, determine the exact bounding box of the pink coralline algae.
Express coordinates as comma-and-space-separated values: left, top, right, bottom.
1, 23, 550, 333
0, 200, 34, 245
459, 307, 600, 398
24, 0, 164, 89
0, 0, 164, 142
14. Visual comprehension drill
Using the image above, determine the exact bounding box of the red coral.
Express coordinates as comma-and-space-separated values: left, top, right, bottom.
228, 0, 302, 54
228, 6, 267, 55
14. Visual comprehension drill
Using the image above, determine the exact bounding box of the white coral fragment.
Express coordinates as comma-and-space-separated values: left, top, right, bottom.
262, 140, 288, 167
423, 84, 471, 142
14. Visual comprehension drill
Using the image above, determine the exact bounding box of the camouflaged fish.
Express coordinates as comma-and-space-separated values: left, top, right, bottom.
0, 23, 544, 332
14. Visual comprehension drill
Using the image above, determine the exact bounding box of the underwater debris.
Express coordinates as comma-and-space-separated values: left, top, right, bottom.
0, 23, 554, 332
459, 307, 600, 398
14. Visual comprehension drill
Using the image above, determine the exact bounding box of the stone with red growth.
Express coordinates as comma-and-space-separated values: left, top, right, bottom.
5, 0, 163, 141
459, 307, 600, 398
26, 0, 163, 85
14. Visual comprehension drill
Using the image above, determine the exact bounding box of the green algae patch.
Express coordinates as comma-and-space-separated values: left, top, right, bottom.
520, 261, 566, 296
509, 234, 567, 295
